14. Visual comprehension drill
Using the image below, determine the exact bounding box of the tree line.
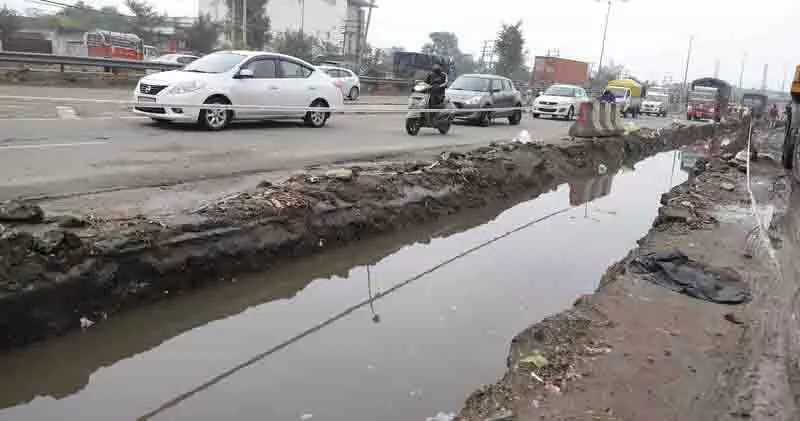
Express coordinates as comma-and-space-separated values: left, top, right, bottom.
0, 0, 340, 61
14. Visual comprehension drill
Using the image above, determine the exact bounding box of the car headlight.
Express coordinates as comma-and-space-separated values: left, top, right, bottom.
167, 80, 205, 95
466, 96, 482, 105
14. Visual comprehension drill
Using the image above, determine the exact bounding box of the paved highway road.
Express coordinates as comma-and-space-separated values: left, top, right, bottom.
0, 85, 679, 205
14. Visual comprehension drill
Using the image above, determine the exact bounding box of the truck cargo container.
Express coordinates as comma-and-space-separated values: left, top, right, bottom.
531, 56, 590, 90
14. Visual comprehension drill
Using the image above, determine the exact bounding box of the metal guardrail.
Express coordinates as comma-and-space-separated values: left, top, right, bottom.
0, 51, 183, 72
0, 51, 411, 85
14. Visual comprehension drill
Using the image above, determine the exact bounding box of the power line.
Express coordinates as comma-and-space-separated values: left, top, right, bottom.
135, 205, 573, 421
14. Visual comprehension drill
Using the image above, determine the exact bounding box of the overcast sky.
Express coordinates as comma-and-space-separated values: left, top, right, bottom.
6, 0, 799, 90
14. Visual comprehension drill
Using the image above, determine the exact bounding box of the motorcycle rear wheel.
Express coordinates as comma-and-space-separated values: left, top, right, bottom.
437, 121, 451, 134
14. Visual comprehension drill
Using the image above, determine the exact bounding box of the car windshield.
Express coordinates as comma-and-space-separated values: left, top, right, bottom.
742, 96, 764, 107
608, 87, 628, 98
183, 52, 246, 74
645, 95, 666, 102
544, 86, 575, 97
449, 77, 490, 91
155, 54, 178, 61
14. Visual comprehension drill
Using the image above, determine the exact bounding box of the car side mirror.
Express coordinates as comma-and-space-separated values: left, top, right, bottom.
237, 68, 254, 78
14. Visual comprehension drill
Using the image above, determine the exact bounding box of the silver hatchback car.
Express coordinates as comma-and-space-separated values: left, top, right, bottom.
318, 65, 361, 100
445, 74, 524, 126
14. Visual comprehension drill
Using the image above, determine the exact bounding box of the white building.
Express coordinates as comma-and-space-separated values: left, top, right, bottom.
198, 0, 372, 56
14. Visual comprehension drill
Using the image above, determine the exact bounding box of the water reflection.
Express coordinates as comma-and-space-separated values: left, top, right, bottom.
0, 152, 687, 421
0, 180, 560, 411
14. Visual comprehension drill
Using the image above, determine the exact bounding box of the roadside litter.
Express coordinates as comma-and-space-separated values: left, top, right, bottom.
630, 251, 751, 304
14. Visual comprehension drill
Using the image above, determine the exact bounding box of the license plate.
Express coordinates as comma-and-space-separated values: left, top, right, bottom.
138, 96, 156, 103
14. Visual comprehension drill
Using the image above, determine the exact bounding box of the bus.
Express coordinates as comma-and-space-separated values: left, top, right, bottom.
85, 30, 144, 60
392, 52, 456, 81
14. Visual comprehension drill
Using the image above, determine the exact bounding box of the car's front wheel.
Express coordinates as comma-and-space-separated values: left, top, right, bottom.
199, 97, 232, 131
348, 87, 360, 100
304, 99, 330, 128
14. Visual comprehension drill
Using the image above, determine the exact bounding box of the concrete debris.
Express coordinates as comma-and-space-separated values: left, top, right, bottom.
79, 317, 95, 330
326, 168, 355, 181
597, 163, 608, 175
0, 200, 44, 223
719, 182, 736, 192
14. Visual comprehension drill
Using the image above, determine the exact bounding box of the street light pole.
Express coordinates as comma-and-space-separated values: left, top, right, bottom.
597, 0, 612, 74
681, 35, 693, 104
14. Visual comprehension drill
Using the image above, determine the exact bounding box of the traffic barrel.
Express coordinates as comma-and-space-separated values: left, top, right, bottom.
568, 101, 605, 138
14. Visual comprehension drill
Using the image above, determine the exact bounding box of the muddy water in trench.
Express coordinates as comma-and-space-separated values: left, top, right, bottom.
0, 150, 689, 421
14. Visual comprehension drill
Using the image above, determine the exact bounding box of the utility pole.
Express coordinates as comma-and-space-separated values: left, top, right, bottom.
761, 63, 768, 92
681, 35, 693, 105
713, 60, 720, 78
738, 52, 747, 90
597, 0, 612, 74
241, 0, 247, 48
300, 0, 305, 33
354, 0, 376, 70
783, 65, 788, 92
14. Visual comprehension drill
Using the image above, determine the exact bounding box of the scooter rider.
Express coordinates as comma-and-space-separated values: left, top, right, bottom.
424, 63, 448, 109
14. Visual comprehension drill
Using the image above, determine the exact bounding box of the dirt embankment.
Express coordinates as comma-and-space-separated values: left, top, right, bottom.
458, 128, 797, 421
0, 122, 748, 351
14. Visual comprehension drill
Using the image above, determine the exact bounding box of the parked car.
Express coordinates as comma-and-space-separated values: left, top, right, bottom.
132, 50, 344, 130
532, 84, 589, 120
148, 53, 200, 65
317, 65, 361, 100
445, 74, 523, 126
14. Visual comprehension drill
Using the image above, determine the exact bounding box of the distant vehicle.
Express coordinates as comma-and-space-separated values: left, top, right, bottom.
317, 65, 361, 100
149, 53, 200, 65
445, 74, 523, 126
144, 45, 159, 60
393, 52, 456, 81
742, 93, 768, 118
532, 84, 589, 120
687, 77, 731, 122
641, 92, 669, 117
85, 30, 144, 60
531, 56, 590, 90
132, 50, 344, 130
606, 79, 643, 118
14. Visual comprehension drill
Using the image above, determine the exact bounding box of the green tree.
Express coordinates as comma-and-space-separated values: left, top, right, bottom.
421, 31, 459, 57
124, 0, 166, 45
0, 6, 20, 50
273, 29, 315, 61
182, 14, 221, 54
494, 21, 525, 79
225, 0, 271, 49
421, 31, 476, 76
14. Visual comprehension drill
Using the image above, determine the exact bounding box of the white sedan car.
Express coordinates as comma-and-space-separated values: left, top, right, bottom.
148, 53, 200, 65
133, 50, 344, 130
532, 84, 589, 120
317, 65, 361, 100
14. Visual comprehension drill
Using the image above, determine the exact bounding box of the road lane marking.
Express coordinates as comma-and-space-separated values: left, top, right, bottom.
0, 115, 146, 122
0, 141, 108, 150
56, 106, 79, 120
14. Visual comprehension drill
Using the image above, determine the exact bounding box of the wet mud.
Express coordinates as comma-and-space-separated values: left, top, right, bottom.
0, 121, 749, 351
458, 127, 796, 421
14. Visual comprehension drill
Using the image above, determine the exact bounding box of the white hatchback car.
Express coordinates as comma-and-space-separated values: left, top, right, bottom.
317, 65, 361, 100
532, 84, 589, 120
133, 50, 344, 130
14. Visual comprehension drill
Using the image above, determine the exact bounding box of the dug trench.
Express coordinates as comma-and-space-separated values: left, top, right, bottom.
0, 121, 749, 351
458, 127, 800, 421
